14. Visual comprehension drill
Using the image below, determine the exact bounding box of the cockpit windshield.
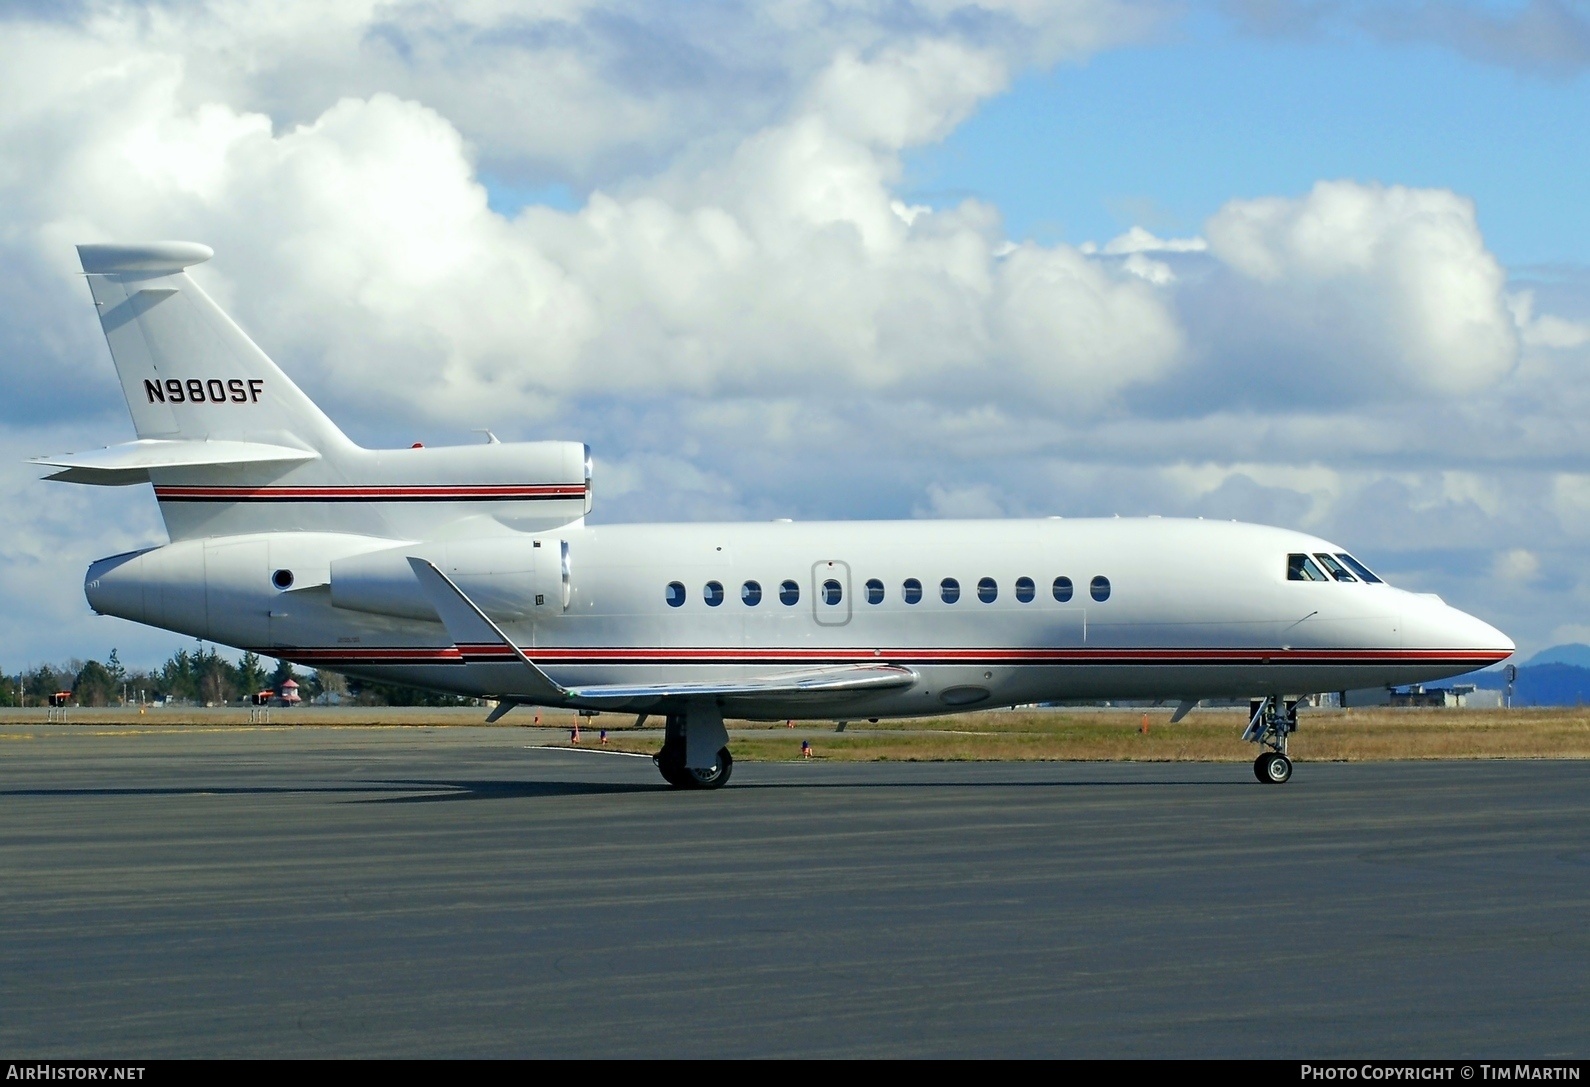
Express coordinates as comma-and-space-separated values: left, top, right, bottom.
1313, 553, 1357, 582
1335, 553, 1384, 583
1287, 554, 1329, 582
1287, 551, 1386, 584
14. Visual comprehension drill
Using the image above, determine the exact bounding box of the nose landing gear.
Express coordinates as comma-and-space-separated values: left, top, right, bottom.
1245, 697, 1296, 784
1254, 750, 1293, 783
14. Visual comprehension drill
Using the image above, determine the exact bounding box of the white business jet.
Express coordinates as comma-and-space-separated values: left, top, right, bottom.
37, 242, 1513, 788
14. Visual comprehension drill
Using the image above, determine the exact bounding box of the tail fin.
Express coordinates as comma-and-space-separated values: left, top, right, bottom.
77, 242, 352, 451
48, 242, 591, 543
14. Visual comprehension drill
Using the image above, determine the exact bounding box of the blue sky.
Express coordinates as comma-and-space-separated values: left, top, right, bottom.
903, 6, 1590, 265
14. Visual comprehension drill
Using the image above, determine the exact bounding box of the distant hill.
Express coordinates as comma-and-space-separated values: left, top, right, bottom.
1458, 662, 1590, 707
1526, 643, 1590, 669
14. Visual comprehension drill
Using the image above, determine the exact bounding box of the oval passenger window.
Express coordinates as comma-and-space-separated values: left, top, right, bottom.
1015, 577, 1035, 603
704, 581, 724, 607
903, 578, 922, 604
941, 578, 960, 604
1090, 576, 1111, 602
977, 577, 997, 603
866, 578, 884, 604
822, 579, 842, 605
666, 581, 686, 607
1053, 576, 1073, 603
741, 580, 762, 606
780, 580, 800, 606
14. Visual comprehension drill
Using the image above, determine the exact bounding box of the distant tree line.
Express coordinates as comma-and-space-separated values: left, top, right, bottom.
0, 644, 472, 708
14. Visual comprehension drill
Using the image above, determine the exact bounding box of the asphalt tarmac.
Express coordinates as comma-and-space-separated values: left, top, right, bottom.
1, 723, 1586, 1058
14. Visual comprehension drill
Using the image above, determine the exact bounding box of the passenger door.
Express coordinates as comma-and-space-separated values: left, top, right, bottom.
811, 559, 852, 626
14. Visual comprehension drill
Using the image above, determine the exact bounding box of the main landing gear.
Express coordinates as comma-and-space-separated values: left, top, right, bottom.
1244, 696, 1297, 784
654, 701, 734, 790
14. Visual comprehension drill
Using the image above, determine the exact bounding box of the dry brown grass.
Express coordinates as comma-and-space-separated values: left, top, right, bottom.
599, 707, 1590, 763
9, 704, 1590, 762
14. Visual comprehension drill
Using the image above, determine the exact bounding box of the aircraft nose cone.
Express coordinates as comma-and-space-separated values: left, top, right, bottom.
1407, 597, 1513, 663
1450, 605, 1514, 657
1483, 620, 1516, 658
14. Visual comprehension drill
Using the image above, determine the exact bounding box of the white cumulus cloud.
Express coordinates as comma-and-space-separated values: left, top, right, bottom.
1180, 179, 1519, 402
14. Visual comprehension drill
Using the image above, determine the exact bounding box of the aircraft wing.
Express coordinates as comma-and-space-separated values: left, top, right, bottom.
563, 663, 917, 702
407, 557, 917, 709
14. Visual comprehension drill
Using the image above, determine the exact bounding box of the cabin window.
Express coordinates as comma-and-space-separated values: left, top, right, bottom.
666, 581, 686, 607
1015, 576, 1035, 603
704, 580, 725, 606
977, 577, 998, 603
780, 579, 800, 605
1313, 553, 1357, 583
822, 579, 843, 605
1336, 553, 1384, 583
1090, 575, 1111, 602
866, 578, 885, 604
941, 578, 960, 604
741, 580, 762, 606
1053, 576, 1073, 602
1287, 554, 1329, 582
903, 578, 922, 604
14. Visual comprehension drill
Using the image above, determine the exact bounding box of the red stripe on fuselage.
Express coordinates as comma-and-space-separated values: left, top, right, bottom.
154, 484, 586, 503
266, 645, 1512, 668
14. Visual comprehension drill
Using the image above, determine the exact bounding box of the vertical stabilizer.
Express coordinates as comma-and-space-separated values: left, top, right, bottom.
78, 242, 353, 453
61, 243, 590, 542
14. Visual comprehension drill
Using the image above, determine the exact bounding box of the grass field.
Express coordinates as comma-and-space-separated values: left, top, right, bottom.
4, 704, 1590, 762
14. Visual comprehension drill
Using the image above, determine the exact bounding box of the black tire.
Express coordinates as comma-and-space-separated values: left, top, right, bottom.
654, 741, 689, 787
684, 746, 733, 790
655, 745, 733, 790
1253, 752, 1274, 783
1265, 753, 1293, 784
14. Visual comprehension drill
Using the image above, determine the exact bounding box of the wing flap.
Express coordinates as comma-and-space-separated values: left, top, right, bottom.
32, 439, 318, 485
566, 663, 918, 702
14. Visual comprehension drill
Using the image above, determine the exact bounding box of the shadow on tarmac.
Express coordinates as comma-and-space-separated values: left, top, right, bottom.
355, 775, 1252, 803
0, 774, 1253, 805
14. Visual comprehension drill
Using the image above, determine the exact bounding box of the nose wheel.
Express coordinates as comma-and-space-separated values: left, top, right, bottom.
1244, 697, 1298, 784
1254, 751, 1293, 783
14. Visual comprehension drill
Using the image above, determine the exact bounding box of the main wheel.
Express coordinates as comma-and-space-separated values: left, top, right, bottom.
654, 740, 689, 787
1264, 753, 1293, 784
685, 746, 733, 790
655, 746, 733, 790
1253, 752, 1275, 782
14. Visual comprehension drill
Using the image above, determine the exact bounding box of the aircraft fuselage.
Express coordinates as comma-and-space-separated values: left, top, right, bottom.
86, 515, 1511, 718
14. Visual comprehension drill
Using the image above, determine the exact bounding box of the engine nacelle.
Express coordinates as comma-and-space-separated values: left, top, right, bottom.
330, 537, 569, 622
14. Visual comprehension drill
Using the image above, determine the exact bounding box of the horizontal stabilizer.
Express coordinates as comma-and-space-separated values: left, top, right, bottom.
32, 439, 318, 485
78, 241, 214, 275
